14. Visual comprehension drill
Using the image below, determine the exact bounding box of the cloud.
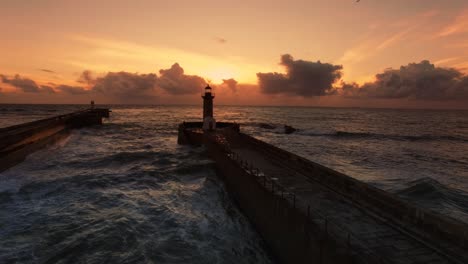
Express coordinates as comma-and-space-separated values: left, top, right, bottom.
2, 63, 203, 101
77, 70, 94, 85
39, 85, 56, 94
215, 37, 227, 44
39, 69, 55, 73
158, 63, 206, 95
56, 85, 88, 95
221, 78, 238, 92
341, 60, 468, 101
0, 74, 60, 93
1, 74, 41, 93
257, 54, 343, 97
92, 71, 158, 100
338, 10, 437, 67
4, 57, 464, 105
438, 9, 468, 37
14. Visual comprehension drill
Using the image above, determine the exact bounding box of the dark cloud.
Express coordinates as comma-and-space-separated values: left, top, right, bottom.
39, 69, 55, 73
215, 37, 227, 44
257, 54, 343, 97
92, 71, 158, 101
341, 60, 468, 101
158, 63, 206, 95
56, 85, 88, 95
1, 74, 41, 93
77, 70, 94, 85
39, 85, 56, 94
1, 74, 57, 93
221, 78, 238, 92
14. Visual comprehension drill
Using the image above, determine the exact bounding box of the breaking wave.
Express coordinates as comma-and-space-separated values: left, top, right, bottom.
0, 107, 274, 264
397, 177, 468, 218
297, 130, 468, 142
245, 122, 467, 142
1, 104, 467, 261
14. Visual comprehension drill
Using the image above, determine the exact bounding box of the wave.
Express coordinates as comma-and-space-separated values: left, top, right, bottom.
61, 151, 169, 169
0, 191, 13, 204
397, 177, 468, 213
246, 122, 467, 142
297, 130, 468, 142
0, 108, 26, 112
173, 162, 215, 176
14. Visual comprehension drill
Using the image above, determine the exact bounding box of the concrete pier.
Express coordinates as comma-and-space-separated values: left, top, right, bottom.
0, 108, 110, 172
178, 123, 468, 264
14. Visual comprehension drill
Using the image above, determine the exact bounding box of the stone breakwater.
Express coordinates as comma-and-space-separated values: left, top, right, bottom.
179, 122, 468, 264
0, 108, 110, 172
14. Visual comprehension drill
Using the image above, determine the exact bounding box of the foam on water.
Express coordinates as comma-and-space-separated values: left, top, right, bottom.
1, 105, 468, 262
0, 107, 273, 263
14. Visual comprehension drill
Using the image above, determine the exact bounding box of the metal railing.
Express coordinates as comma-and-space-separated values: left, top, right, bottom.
206, 131, 389, 264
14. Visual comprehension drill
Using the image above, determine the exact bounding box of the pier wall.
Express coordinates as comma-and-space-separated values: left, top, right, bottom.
201, 131, 396, 264
177, 122, 239, 145
235, 132, 468, 254
205, 136, 353, 264
0, 108, 110, 172
179, 125, 468, 263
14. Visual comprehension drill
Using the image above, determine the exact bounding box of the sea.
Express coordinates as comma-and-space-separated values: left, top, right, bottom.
0, 104, 467, 263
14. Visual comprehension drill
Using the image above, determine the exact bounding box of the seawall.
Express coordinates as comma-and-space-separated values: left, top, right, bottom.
0, 108, 110, 172
205, 134, 354, 263
179, 123, 468, 264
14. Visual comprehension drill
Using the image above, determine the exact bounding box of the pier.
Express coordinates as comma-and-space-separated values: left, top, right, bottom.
0, 107, 110, 172
178, 85, 468, 264
179, 122, 468, 264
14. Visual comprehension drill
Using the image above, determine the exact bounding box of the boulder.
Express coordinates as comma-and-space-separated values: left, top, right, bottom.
259, 123, 276, 129
284, 125, 297, 134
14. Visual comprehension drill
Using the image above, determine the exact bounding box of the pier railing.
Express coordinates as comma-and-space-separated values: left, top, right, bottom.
214, 129, 468, 263
205, 130, 391, 264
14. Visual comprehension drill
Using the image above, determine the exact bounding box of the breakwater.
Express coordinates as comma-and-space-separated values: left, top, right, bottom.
0, 108, 110, 172
179, 121, 468, 264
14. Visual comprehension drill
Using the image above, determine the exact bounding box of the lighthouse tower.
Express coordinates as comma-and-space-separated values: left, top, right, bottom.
202, 84, 216, 131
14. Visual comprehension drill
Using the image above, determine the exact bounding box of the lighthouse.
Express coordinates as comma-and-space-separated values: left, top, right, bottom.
202, 84, 216, 131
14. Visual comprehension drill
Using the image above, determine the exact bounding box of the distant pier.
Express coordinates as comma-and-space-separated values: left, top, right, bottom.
0, 107, 110, 172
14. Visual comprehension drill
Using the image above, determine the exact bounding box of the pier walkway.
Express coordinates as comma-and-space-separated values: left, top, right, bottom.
204, 129, 468, 264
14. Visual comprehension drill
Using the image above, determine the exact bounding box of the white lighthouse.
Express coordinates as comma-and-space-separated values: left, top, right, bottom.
202, 84, 216, 131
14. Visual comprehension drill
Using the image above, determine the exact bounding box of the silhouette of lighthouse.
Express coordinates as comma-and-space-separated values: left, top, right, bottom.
202, 84, 216, 131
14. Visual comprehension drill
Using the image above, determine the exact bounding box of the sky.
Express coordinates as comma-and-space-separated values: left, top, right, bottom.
1, 0, 468, 108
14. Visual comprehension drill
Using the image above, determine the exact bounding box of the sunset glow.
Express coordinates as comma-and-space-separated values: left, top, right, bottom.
1, 0, 467, 108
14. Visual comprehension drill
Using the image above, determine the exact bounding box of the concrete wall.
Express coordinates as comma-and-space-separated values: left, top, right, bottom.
203, 133, 379, 264
177, 122, 239, 145
0, 109, 109, 172
182, 125, 468, 262
236, 132, 468, 254
0, 129, 70, 172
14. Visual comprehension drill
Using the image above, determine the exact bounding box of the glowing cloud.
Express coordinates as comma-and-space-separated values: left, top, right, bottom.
257, 54, 342, 97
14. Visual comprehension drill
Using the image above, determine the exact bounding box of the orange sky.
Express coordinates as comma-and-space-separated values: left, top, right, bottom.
1, 0, 468, 108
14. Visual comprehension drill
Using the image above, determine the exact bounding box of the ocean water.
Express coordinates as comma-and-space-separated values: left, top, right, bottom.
1, 104, 467, 263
